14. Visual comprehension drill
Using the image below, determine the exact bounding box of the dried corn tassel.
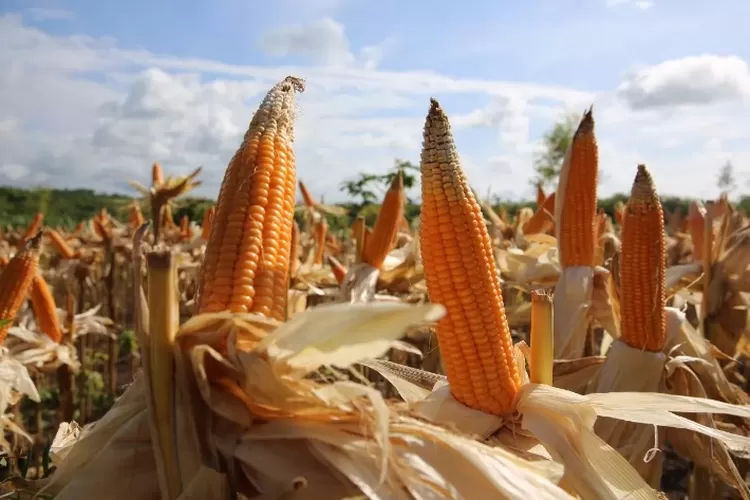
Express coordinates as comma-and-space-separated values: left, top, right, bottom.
363, 171, 405, 269
420, 98, 520, 415
0, 232, 43, 342
30, 274, 63, 343
198, 76, 305, 320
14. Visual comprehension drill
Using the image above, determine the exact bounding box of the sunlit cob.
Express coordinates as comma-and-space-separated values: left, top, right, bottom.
420, 98, 520, 415
198, 76, 305, 320
22, 213, 44, 242
556, 109, 598, 267
0, 232, 43, 342
152, 162, 164, 188
313, 217, 328, 266
46, 228, 76, 259
619, 165, 666, 351
201, 206, 215, 242
328, 255, 347, 285
688, 200, 707, 262
362, 171, 405, 269
30, 273, 63, 343
299, 180, 316, 208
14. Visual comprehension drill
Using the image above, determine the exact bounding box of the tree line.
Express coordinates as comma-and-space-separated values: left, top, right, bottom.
0, 114, 743, 231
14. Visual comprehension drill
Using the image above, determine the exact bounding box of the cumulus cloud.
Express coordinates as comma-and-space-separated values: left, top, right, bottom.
617, 55, 750, 110
0, 12, 749, 202
260, 17, 391, 69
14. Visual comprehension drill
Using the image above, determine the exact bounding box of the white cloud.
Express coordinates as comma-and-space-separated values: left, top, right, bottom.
24, 8, 74, 21
606, 0, 653, 8
0, 13, 749, 203
260, 17, 392, 69
617, 55, 750, 110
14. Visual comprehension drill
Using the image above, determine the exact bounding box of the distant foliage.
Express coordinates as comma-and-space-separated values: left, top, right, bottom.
531, 113, 579, 190
717, 161, 737, 197
0, 183, 746, 231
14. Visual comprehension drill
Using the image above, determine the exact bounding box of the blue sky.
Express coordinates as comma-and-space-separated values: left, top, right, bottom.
0, 0, 749, 202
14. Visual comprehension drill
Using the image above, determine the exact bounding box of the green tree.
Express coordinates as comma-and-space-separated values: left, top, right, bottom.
340, 159, 419, 207
531, 113, 579, 190
717, 160, 737, 197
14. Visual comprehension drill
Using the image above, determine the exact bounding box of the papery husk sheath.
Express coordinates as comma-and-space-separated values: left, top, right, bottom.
147, 250, 181, 499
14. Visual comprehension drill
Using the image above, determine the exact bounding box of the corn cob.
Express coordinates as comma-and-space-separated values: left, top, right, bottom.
46, 229, 76, 259
688, 201, 706, 261
536, 183, 546, 208
152, 162, 164, 187
523, 192, 556, 235
619, 165, 666, 352
328, 255, 347, 285
420, 98, 520, 415
556, 109, 598, 267
0, 232, 43, 342
201, 206, 215, 241
179, 215, 190, 239
198, 76, 305, 319
130, 203, 145, 229
313, 217, 328, 266
22, 213, 44, 242
363, 171, 405, 269
299, 180, 316, 208
30, 274, 63, 343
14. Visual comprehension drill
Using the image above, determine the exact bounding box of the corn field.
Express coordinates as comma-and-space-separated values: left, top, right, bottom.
0, 76, 749, 499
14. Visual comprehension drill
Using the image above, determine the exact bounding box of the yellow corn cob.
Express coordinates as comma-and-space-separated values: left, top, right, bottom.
687, 201, 706, 261
0, 232, 43, 342
179, 215, 190, 239
130, 203, 145, 229
362, 227, 372, 258
328, 255, 347, 285
536, 183, 546, 209
523, 192, 556, 235
299, 180, 316, 208
152, 162, 164, 187
198, 76, 305, 319
22, 213, 44, 242
619, 165, 666, 352
557, 109, 598, 267
46, 228, 76, 259
363, 171, 405, 269
420, 98, 520, 416
201, 206, 215, 241
30, 274, 62, 343
313, 217, 328, 266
